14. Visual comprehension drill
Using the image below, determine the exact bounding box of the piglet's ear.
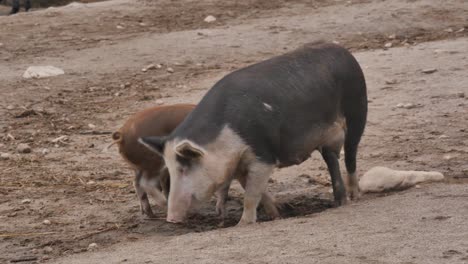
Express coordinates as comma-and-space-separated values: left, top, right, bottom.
138, 136, 167, 156
175, 140, 204, 159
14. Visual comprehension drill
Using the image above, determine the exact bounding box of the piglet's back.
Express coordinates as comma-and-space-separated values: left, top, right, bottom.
114, 104, 195, 171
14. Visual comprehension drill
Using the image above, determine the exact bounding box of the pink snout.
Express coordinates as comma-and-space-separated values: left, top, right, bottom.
166, 193, 193, 224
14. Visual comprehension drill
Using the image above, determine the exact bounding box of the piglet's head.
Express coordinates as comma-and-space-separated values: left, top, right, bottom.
139, 137, 219, 223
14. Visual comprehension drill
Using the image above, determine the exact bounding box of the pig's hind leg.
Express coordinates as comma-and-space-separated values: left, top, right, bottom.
134, 170, 156, 218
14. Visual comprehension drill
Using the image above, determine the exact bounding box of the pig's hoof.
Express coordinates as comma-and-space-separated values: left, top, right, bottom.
236, 219, 255, 227
334, 198, 348, 207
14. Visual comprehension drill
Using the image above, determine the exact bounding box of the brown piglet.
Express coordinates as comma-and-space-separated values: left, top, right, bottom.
111, 104, 195, 218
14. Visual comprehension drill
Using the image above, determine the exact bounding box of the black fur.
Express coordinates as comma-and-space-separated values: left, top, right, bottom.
170, 42, 367, 169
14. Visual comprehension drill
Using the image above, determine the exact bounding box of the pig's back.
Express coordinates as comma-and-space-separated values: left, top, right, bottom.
119, 104, 195, 170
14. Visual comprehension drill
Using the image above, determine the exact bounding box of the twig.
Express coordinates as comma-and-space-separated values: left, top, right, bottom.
10, 256, 38, 263
0, 231, 57, 238
76, 226, 118, 240
79, 131, 112, 135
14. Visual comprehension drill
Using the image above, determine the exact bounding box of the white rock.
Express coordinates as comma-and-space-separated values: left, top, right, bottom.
17, 143, 32, 154
156, 99, 164, 105
86, 180, 96, 185
439, 135, 449, 139
359, 166, 444, 193
88, 243, 98, 251
116, 25, 124, 29
384, 42, 393, 48
422, 68, 437, 74
166, 67, 174, 73
21, 199, 32, 204
43, 219, 51, 225
204, 15, 216, 23
51, 135, 68, 143
0, 153, 12, 160
88, 123, 96, 129
43, 246, 53, 253
23, 66, 65, 79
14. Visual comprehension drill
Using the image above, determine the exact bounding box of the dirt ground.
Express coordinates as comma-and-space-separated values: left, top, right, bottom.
0, 0, 467, 263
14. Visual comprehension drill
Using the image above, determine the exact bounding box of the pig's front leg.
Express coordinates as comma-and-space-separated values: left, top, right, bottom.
215, 183, 231, 226
238, 162, 273, 226
134, 170, 156, 218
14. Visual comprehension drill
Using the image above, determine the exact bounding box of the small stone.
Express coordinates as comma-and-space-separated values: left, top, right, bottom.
384, 42, 393, 48
166, 67, 174, 73
414, 184, 421, 189
41, 149, 50, 155
204, 15, 216, 23
422, 68, 437, 74
87, 180, 96, 185
17, 143, 32, 154
116, 25, 124, 29
88, 123, 96, 129
396, 103, 419, 109
146, 64, 156, 70
0, 153, 12, 160
21, 199, 32, 204
139, 22, 147, 26
6, 105, 15, 110
43, 246, 53, 253
43, 220, 51, 225
439, 135, 449, 139
7, 212, 17, 217
88, 243, 98, 251
443, 154, 452, 160
385, 79, 397, 85
388, 34, 396, 39
156, 99, 164, 105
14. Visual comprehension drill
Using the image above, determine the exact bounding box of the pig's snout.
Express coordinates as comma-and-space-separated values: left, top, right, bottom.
166, 192, 193, 224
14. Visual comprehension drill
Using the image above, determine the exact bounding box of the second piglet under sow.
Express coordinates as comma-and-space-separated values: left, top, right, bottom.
112, 104, 195, 218
141, 42, 368, 225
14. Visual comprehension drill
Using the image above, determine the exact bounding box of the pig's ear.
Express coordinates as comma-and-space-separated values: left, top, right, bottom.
138, 136, 167, 156
174, 140, 204, 159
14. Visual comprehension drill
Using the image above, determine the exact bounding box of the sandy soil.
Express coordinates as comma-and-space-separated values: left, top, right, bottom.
0, 0, 467, 263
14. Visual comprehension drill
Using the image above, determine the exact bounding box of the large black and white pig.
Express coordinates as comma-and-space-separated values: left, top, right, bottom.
140, 42, 367, 225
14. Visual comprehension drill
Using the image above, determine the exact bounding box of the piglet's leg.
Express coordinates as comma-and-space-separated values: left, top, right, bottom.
134, 170, 155, 218
238, 162, 273, 226
215, 182, 231, 226
142, 171, 167, 209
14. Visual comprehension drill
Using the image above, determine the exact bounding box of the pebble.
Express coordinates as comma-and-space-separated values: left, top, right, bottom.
439, 135, 449, 139
43, 219, 51, 225
116, 25, 124, 29
166, 67, 174, 73
443, 154, 452, 160
388, 34, 396, 39
21, 199, 32, 204
396, 103, 418, 109
204, 15, 216, 23
88, 243, 98, 251
17, 143, 32, 154
0, 153, 12, 160
384, 42, 393, 48
88, 123, 96, 129
385, 79, 397, 85
87, 180, 96, 185
156, 99, 164, 105
43, 246, 53, 253
42, 148, 50, 155
422, 68, 437, 74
